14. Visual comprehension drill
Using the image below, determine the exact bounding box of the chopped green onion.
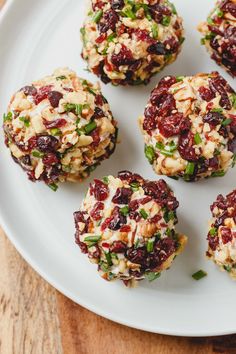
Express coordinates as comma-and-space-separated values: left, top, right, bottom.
223, 265, 232, 272
3, 111, 13, 122
185, 162, 195, 175
84, 235, 101, 243
154, 232, 161, 240
105, 252, 113, 266
130, 182, 140, 192
151, 23, 158, 39
222, 118, 232, 126
145, 272, 161, 282
176, 76, 184, 82
209, 227, 217, 236
147, 239, 154, 253
64, 103, 83, 116
48, 183, 58, 192
84, 121, 97, 134
194, 133, 202, 145
32, 150, 44, 158
120, 206, 129, 216
230, 93, 236, 109
207, 17, 214, 25
162, 16, 171, 26
50, 128, 61, 136
111, 252, 118, 260
216, 8, 224, 17
201, 38, 206, 45
103, 176, 109, 184
211, 108, 223, 113
56, 75, 67, 80
140, 209, 148, 220
19, 116, 30, 127
179, 37, 185, 44
93, 10, 103, 23
192, 270, 207, 280
87, 87, 97, 96
211, 170, 225, 177
166, 0, 177, 14
134, 239, 140, 248
205, 32, 216, 40
100, 261, 109, 272
107, 33, 117, 42
123, 7, 136, 19
145, 145, 155, 164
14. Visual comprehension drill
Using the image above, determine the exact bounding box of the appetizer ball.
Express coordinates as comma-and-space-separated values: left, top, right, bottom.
207, 190, 236, 278
74, 171, 187, 287
80, 0, 184, 85
3, 68, 117, 190
139, 72, 236, 181
198, 0, 236, 77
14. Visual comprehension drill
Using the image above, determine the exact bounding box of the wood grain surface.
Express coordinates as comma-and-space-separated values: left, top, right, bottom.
1, 0, 236, 353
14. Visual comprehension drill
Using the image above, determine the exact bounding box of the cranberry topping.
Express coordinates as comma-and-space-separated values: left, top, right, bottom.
147, 42, 167, 55
120, 225, 131, 232
34, 85, 52, 105
21, 85, 37, 96
143, 106, 158, 133
111, 0, 124, 10
178, 131, 198, 162
43, 118, 67, 129
221, 227, 232, 244
209, 76, 232, 110
91, 107, 104, 119
207, 234, 219, 251
36, 135, 58, 153
102, 206, 127, 231
158, 76, 177, 89
158, 113, 190, 138
228, 138, 236, 153
199, 86, 215, 102
98, 9, 119, 33
42, 153, 59, 166
203, 111, 224, 126
91, 179, 109, 201
111, 45, 135, 67
118, 170, 144, 184
112, 187, 133, 204
90, 202, 104, 221
48, 91, 63, 108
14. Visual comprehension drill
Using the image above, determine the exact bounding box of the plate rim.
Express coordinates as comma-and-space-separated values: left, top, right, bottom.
0, 0, 236, 337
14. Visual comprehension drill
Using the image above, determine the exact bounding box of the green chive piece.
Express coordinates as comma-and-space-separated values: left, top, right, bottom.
216, 8, 224, 17
87, 87, 97, 96
32, 150, 44, 158
160, 149, 174, 157
156, 142, 164, 150
84, 121, 97, 134
185, 162, 195, 175
207, 17, 214, 25
19, 116, 30, 127
56, 75, 66, 80
145, 272, 161, 282
103, 176, 109, 184
48, 183, 58, 192
176, 76, 184, 82
75, 104, 83, 116
123, 7, 136, 20
231, 93, 236, 109
179, 37, 185, 44
145, 145, 155, 164
100, 261, 109, 272
107, 33, 117, 42
205, 32, 216, 40
223, 265, 232, 272
50, 128, 61, 136
140, 209, 148, 220
201, 38, 206, 45
211, 108, 223, 113
209, 227, 217, 236
162, 16, 171, 26
93, 10, 103, 23
194, 133, 202, 145
3, 111, 13, 122
130, 182, 140, 192
211, 170, 225, 177
64, 103, 83, 116
84, 235, 101, 243
105, 252, 113, 266
120, 206, 129, 216
147, 239, 154, 253
134, 239, 140, 248
151, 23, 158, 39
192, 270, 207, 280
222, 118, 232, 126
154, 232, 161, 240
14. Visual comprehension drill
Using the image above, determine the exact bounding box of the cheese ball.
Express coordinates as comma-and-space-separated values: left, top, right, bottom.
207, 190, 236, 278
80, 0, 184, 86
139, 72, 236, 181
198, 0, 236, 77
74, 171, 187, 287
3, 68, 118, 190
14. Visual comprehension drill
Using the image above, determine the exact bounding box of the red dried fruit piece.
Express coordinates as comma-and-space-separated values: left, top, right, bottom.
207, 234, 219, 251
48, 91, 63, 108
209, 76, 232, 110
111, 45, 135, 66
112, 187, 133, 204
118, 170, 144, 184
134, 29, 153, 42
163, 37, 180, 54
120, 225, 131, 232
199, 86, 215, 102
91, 179, 109, 201
42, 153, 59, 166
111, 0, 124, 10
158, 113, 190, 138
21, 85, 37, 96
203, 111, 224, 126
178, 131, 198, 162
158, 76, 177, 89
90, 202, 104, 221
221, 0, 236, 18
36, 135, 58, 153
143, 106, 158, 133
90, 128, 101, 147
221, 227, 232, 244
147, 42, 167, 55
43, 118, 67, 129
98, 9, 119, 33
34, 85, 52, 105
228, 137, 236, 154
126, 247, 148, 266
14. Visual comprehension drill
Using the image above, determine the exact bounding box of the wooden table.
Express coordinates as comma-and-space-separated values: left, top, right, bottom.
1, 1, 236, 353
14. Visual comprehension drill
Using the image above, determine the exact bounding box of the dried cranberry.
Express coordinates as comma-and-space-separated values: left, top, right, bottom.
126, 247, 148, 266
90, 128, 101, 147
91, 179, 109, 201
221, 227, 232, 244
129, 199, 140, 212
214, 211, 228, 228
98, 9, 119, 33
150, 4, 171, 22
153, 238, 176, 264
91, 107, 104, 119
118, 170, 144, 184
143, 106, 158, 132
210, 37, 220, 51
163, 37, 180, 54
209, 76, 232, 110
203, 111, 224, 126
228, 138, 236, 153
74, 211, 87, 225
111, 45, 135, 66
42, 153, 59, 166
207, 234, 219, 251
178, 131, 198, 162
43, 118, 67, 129
34, 85, 52, 105
120, 225, 131, 232
158, 94, 176, 117
21, 85, 37, 96
112, 187, 132, 204
47, 91, 63, 108
36, 135, 58, 153
111, 0, 124, 10
134, 29, 153, 42
108, 207, 127, 230
147, 42, 167, 55
199, 86, 215, 102
221, 1, 236, 18
90, 202, 104, 221
95, 94, 104, 106
20, 155, 31, 166
110, 241, 127, 253
158, 113, 190, 138
158, 76, 177, 89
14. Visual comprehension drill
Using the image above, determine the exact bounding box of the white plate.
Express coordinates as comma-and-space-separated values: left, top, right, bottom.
0, 0, 235, 337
